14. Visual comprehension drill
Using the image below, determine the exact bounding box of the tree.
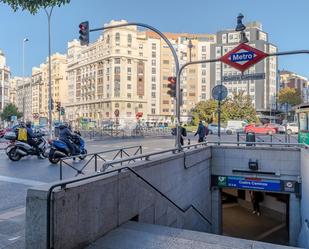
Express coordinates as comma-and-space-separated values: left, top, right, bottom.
278, 87, 302, 106
0, 0, 70, 14
224, 91, 258, 123
1, 103, 22, 121
190, 91, 258, 125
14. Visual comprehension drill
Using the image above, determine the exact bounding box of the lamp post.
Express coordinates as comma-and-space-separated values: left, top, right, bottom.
44, 7, 53, 138
22, 38, 29, 122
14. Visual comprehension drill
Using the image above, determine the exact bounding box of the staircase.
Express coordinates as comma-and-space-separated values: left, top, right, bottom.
86, 221, 299, 249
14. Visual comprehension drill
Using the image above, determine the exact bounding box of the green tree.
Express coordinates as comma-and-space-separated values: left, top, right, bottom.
1, 103, 22, 121
224, 91, 258, 123
278, 87, 302, 106
0, 0, 70, 13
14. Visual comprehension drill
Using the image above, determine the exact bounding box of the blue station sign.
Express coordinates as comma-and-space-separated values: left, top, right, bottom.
212, 175, 299, 193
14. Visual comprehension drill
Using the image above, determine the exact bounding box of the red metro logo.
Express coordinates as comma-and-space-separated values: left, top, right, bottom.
219, 43, 268, 72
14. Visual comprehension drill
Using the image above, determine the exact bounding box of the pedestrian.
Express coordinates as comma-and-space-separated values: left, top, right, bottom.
204, 122, 210, 141
250, 191, 264, 216
195, 120, 206, 143
171, 124, 187, 146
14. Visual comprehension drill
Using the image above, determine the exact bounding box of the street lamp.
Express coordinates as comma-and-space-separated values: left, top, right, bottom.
22, 38, 29, 122
44, 7, 53, 138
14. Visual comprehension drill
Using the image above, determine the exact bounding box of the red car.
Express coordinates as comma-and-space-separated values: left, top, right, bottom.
244, 124, 277, 135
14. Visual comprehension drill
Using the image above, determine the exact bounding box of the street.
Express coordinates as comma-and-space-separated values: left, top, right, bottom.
0, 133, 298, 248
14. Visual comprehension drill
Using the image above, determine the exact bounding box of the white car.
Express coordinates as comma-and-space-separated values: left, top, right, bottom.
208, 124, 226, 134
278, 123, 299, 134
225, 120, 248, 135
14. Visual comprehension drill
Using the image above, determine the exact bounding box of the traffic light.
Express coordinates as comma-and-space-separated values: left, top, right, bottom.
79, 21, 89, 46
60, 107, 65, 116
167, 76, 176, 98
56, 102, 61, 112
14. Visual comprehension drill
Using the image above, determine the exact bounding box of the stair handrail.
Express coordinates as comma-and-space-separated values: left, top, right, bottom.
46, 165, 211, 249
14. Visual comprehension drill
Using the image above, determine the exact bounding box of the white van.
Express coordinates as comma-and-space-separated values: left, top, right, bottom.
225, 120, 247, 135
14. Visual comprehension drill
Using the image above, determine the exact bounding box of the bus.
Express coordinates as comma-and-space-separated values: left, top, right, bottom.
296, 103, 309, 145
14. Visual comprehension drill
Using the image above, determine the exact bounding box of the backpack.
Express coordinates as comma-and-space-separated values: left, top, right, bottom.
181, 127, 187, 137
17, 128, 28, 141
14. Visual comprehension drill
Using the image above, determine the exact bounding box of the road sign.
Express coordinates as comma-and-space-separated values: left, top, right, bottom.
222, 73, 265, 82
212, 85, 228, 101
219, 43, 268, 72
114, 109, 120, 117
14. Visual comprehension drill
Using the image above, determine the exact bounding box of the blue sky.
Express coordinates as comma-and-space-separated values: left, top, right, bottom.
1, 0, 309, 77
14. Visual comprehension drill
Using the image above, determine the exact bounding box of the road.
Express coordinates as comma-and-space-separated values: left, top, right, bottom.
0, 133, 298, 248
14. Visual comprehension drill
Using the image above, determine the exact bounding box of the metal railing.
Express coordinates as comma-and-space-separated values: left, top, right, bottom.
46, 165, 212, 249
236, 132, 299, 145
208, 140, 307, 148
59, 145, 142, 180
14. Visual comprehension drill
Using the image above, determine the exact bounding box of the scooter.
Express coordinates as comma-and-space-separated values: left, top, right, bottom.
7, 132, 48, 161
48, 132, 87, 164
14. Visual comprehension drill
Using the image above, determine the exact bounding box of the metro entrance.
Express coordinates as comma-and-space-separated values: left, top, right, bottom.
221, 188, 290, 245
211, 175, 301, 246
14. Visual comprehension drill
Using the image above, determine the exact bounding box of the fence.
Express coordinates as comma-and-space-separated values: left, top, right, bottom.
58, 145, 143, 180
236, 132, 298, 145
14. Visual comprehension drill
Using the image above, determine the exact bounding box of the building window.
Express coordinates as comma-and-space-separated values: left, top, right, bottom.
152, 59, 156, 66
138, 103, 143, 108
151, 84, 156, 90
202, 70, 206, 76
152, 68, 156, 74
127, 67, 132, 74
202, 78, 206, 84
127, 103, 131, 108
151, 108, 156, 114
151, 92, 156, 98
152, 43, 156, 50
115, 103, 119, 108
202, 46, 206, 52
163, 100, 169, 104
152, 51, 156, 58
151, 76, 156, 82
115, 58, 120, 64
127, 34, 132, 45
127, 93, 131, 98
163, 60, 169, 64
127, 75, 131, 81
202, 86, 206, 91
202, 93, 206, 99
139, 44, 143, 49
115, 32, 120, 43
127, 84, 132, 89
114, 66, 120, 74
127, 59, 131, 64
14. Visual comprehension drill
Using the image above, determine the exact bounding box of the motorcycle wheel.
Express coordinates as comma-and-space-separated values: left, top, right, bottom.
6, 144, 14, 156
48, 149, 60, 164
8, 148, 22, 161
79, 149, 88, 160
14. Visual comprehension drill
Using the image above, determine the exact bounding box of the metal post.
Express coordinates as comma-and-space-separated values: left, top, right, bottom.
60, 160, 63, 180
285, 103, 288, 143
94, 154, 97, 172
237, 132, 240, 146
45, 7, 54, 138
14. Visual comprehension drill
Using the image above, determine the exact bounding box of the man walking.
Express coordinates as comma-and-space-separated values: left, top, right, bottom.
250, 191, 264, 216
195, 120, 206, 143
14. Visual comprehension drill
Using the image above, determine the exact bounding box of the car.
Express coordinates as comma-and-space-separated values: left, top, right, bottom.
207, 124, 226, 134
278, 122, 299, 134
244, 123, 277, 135
225, 120, 248, 135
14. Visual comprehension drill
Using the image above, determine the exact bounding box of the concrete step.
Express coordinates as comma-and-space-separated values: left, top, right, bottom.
86, 221, 300, 249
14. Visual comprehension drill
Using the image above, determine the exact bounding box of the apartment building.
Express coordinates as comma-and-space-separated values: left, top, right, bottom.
14, 76, 32, 121
146, 32, 215, 123
0, 50, 11, 112
66, 20, 148, 127
280, 70, 309, 103
210, 22, 278, 112
31, 53, 68, 122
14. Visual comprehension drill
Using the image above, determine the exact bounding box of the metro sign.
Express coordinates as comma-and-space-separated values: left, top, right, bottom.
219, 43, 268, 72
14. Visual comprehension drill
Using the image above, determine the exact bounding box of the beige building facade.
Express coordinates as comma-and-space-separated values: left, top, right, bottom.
0, 50, 11, 112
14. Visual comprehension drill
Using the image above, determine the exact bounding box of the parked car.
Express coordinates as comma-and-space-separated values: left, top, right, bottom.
208, 124, 226, 134
225, 120, 248, 135
244, 123, 277, 135
278, 123, 299, 134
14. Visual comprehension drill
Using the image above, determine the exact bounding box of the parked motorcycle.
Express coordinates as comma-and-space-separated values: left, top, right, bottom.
7, 132, 48, 161
48, 132, 87, 164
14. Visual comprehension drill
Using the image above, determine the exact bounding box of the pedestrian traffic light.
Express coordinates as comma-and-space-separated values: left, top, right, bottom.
56, 102, 61, 112
79, 21, 89, 46
167, 76, 176, 98
60, 107, 65, 116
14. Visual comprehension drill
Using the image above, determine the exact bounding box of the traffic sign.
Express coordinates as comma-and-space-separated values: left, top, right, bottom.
212, 85, 228, 101
222, 73, 265, 82
219, 43, 268, 72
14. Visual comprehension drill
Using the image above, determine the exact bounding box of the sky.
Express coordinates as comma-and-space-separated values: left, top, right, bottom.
1, 0, 309, 77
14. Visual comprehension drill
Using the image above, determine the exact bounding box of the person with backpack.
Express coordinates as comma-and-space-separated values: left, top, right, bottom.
25, 121, 44, 159
171, 123, 187, 146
